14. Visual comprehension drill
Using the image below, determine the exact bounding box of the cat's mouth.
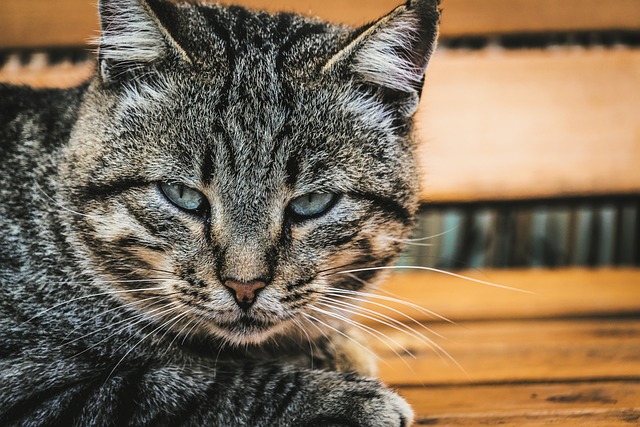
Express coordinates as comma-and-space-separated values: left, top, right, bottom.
209, 311, 289, 345
218, 314, 273, 331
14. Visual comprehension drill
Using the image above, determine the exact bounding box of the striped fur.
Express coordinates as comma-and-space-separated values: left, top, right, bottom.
0, 0, 439, 424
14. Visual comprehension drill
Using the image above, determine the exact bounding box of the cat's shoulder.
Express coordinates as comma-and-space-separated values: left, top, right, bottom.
0, 83, 88, 154
0, 83, 86, 125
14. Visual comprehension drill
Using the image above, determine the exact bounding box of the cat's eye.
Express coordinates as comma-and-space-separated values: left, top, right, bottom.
160, 182, 206, 212
288, 193, 337, 220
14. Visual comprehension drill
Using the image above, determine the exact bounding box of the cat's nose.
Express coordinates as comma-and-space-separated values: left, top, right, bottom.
223, 280, 267, 309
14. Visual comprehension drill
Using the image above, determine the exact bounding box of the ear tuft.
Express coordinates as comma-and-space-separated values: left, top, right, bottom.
98, 0, 168, 80
325, 0, 440, 96
352, 13, 427, 93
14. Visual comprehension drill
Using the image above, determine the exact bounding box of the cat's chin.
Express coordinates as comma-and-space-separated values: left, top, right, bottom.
207, 314, 292, 346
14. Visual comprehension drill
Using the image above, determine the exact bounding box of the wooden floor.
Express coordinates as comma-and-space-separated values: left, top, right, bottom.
371, 269, 640, 426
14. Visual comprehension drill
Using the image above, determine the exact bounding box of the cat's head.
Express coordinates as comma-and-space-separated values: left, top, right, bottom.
61, 0, 439, 345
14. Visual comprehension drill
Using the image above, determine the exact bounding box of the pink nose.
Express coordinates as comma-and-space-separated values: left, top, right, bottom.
224, 280, 267, 308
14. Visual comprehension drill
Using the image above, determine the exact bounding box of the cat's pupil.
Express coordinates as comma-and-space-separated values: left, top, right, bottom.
160, 182, 205, 212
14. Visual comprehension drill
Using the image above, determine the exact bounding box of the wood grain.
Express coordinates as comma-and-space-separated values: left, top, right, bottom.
373, 318, 640, 385
401, 382, 640, 426
376, 317, 640, 425
2, 0, 640, 49
360, 268, 640, 323
0, 54, 93, 88
416, 48, 640, 202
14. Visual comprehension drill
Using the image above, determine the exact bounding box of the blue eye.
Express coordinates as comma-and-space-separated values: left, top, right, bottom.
160, 182, 206, 212
288, 193, 337, 219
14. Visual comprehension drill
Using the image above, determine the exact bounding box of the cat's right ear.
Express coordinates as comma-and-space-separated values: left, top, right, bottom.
323, 0, 440, 117
97, 0, 191, 83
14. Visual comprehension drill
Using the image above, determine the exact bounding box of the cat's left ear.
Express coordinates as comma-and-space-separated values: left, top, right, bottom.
97, 0, 191, 82
324, 0, 440, 116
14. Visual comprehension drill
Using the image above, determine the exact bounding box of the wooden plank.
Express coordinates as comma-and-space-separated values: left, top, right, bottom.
411, 410, 640, 426
372, 318, 640, 385
361, 268, 640, 323
2, 0, 640, 49
220, 0, 640, 35
0, 53, 93, 88
416, 48, 640, 201
0, 0, 99, 49
399, 382, 640, 426
438, 0, 640, 36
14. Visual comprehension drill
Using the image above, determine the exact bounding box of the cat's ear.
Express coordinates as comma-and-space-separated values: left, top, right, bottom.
324, 0, 440, 116
97, 0, 191, 82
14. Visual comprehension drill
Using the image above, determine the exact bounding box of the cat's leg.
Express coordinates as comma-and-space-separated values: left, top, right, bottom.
0, 358, 413, 427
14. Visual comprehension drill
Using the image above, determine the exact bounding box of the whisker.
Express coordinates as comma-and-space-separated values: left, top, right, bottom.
64, 300, 182, 352
324, 291, 466, 372
156, 308, 195, 347
63, 294, 173, 340
34, 181, 101, 220
166, 313, 198, 350
342, 272, 453, 323
313, 303, 417, 360
319, 301, 463, 371
289, 315, 317, 369
317, 298, 456, 367
180, 316, 207, 345
106, 302, 186, 356
386, 240, 434, 247
301, 312, 387, 367
401, 226, 459, 242
331, 266, 533, 294
321, 294, 445, 341
106, 304, 188, 381
326, 287, 454, 324
24, 286, 168, 324
316, 261, 363, 276
308, 306, 414, 371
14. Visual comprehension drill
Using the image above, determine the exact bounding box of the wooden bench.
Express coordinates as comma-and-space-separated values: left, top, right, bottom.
2, 1, 639, 425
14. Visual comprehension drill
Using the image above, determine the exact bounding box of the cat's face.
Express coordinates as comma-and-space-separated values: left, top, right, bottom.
61, 0, 438, 345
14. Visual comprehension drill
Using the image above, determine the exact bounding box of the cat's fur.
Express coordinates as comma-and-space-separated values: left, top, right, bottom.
0, 0, 439, 425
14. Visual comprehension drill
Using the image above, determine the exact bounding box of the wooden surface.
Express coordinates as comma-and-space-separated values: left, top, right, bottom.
401, 382, 640, 426
0, 53, 94, 88
363, 268, 640, 322
416, 47, 640, 202
2, 0, 640, 48
369, 268, 640, 425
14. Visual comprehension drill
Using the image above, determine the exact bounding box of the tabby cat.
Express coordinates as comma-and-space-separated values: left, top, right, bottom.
0, 0, 439, 425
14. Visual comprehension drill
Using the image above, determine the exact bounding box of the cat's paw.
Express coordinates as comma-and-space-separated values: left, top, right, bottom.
301, 374, 414, 427
356, 386, 414, 427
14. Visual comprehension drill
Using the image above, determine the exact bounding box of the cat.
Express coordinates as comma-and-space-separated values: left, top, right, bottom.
0, 0, 439, 425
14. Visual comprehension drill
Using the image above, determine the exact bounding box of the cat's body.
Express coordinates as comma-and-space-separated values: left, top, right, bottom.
0, 0, 439, 425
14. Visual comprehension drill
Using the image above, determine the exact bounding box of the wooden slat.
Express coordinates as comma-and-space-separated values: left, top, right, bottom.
373, 318, 640, 385
217, 0, 640, 34
416, 48, 640, 202
364, 268, 640, 323
400, 382, 640, 426
0, 0, 99, 49
2, 0, 640, 49
0, 54, 93, 88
